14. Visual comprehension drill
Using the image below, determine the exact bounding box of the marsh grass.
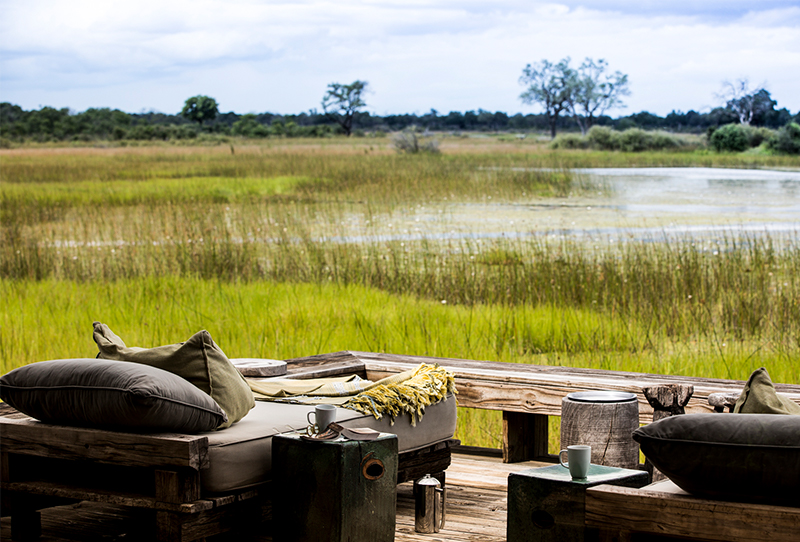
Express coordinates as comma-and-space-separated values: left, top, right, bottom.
2, 141, 799, 448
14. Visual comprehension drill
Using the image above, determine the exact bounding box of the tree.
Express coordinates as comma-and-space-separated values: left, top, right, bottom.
181, 95, 219, 126
321, 80, 368, 136
716, 79, 771, 125
519, 59, 574, 138
567, 59, 630, 135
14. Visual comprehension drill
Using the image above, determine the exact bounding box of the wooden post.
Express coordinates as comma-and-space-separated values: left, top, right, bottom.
642, 384, 693, 481
502, 411, 548, 463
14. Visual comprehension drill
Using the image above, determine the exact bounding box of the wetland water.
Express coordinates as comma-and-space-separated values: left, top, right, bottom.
353, 167, 800, 245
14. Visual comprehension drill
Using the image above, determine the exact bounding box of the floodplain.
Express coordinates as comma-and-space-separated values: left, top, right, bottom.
2, 135, 799, 448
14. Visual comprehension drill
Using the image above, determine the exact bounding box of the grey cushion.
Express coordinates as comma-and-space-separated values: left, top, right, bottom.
633, 414, 800, 503
201, 394, 458, 492
0, 358, 227, 433
93, 322, 254, 429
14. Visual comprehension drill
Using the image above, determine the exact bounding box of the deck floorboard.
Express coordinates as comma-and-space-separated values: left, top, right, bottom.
1, 452, 550, 542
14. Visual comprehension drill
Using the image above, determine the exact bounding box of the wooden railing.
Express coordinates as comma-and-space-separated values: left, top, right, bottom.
283, 351, 800, 463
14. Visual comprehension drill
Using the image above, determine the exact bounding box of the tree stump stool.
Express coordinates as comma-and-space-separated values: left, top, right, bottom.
560, 391, 640, 470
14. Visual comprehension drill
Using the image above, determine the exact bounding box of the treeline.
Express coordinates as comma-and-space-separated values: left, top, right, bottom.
1, 100, 798, 143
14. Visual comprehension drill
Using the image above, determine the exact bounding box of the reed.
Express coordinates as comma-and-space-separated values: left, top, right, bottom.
2, 141, 799, 448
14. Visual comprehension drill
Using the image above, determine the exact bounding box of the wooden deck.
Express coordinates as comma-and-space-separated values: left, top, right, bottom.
0, 450, 550, 542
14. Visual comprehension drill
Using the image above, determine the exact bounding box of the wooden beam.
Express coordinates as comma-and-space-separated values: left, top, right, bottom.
502, 412, 548, 463
586, 482, 800, 542
354, 352, 800, 421
0, 418, 209, 470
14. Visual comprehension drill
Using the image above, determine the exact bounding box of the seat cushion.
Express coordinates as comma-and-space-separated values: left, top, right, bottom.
201, 395, 457, 493
633, 413, 800, 503
93, 322, 254, 429
0, 358, 227, 433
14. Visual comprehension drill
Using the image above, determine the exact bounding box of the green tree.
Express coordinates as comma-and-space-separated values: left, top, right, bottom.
181, 95, 219, 126
716, 79, 772, 125
568, 58, 630, 135
321, 80, 368, 136
519, 59, 573, 138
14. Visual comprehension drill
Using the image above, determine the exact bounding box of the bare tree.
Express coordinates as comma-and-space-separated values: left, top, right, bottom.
567, 59, 630, 135
716, 78, 771, 125
322, 80, 368, 136
519, 58, 574, 138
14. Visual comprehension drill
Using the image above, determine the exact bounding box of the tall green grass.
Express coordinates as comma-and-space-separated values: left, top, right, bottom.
2, 142, 799, 448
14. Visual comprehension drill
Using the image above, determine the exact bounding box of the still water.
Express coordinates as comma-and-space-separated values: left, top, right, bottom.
350, 167, 800, 245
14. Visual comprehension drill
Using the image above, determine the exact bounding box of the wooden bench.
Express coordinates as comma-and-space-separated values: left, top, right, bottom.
585, 480, 800, 542
0, 357, 456, 542
286, 351, 800, 462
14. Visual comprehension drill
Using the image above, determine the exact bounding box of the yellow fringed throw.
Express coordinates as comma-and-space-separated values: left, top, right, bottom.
343, 364, 456, 426
247, 363, 456, 425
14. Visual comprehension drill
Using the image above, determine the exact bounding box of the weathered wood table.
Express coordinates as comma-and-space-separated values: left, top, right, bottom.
585, 480, 800, 542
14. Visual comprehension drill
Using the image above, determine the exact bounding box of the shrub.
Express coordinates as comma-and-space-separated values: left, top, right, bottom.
745, 126, 774, 148
618, 128, 651, 152
549, 133, 588, 150
393, 131, 440, 154
767, 122, 800, 155
586, 126, 620, 150
710, 123, 748, 152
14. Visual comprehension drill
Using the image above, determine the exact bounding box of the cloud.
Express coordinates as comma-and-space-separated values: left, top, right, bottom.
1, 0, 798, 115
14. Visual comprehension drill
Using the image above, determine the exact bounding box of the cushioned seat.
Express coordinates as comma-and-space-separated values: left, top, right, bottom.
201, 395, 457, 493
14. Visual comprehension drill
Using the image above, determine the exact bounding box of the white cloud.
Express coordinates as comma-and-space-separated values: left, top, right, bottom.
1, 0, 798, 115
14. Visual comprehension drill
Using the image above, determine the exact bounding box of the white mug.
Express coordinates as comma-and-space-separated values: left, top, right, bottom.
306, 404, 336, 435
559, 444, 591, 480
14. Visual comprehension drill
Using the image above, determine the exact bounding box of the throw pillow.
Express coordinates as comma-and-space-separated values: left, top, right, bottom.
633, 413, 800, 503
733, 367, 800, 415
93, 322, 254, 428
0, 358, 227, 432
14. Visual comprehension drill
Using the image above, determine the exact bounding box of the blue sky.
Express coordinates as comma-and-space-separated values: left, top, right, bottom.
1, 1, 799, 117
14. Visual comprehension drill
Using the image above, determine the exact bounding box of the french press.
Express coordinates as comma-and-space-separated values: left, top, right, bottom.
414, 474, 446, 533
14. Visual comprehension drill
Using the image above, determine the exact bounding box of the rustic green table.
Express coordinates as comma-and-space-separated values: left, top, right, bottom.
272, 432, 398, 542
507, 463, 649, 542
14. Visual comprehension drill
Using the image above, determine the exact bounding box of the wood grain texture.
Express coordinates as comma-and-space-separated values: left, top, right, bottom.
344, 350, 800, 420
0, 417, 209, 470
502, 412, 548, 463
585, 482, 800, 542
560, 398, 639, 469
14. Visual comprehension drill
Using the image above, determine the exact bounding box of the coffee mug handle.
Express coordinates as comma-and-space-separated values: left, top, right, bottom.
558, 449, 569, 468
307, 411, 316, 425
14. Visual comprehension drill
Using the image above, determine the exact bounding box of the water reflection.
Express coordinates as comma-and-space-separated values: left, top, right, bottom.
342, 167, 800, 245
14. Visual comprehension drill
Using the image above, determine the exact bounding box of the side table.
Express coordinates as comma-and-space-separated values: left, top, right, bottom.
507, 463, 649, 542
272, 432, 398, 542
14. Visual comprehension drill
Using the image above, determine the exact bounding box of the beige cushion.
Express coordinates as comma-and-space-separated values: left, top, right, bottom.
93, 322, 254, 428
201, 395, 457, 493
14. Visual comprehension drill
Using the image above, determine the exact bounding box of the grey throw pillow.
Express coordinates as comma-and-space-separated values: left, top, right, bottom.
0, 358, 227, 433
633, 413, 800, 504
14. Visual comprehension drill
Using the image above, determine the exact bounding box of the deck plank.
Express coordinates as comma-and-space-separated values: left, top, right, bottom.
1, 452, 548, 542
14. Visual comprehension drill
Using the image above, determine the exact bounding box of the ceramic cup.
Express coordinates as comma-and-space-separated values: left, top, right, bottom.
306, 404, 336, 434
559, 444, 591, 480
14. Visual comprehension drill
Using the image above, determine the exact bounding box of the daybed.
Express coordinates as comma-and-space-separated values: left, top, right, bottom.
0, 393, 457, 541
0, 328, 459, 542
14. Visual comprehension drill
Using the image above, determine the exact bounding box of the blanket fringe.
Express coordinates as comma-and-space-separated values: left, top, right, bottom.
343, 363, 456, 426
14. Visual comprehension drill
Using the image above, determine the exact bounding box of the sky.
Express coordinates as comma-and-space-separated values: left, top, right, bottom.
1, 1, 799, 118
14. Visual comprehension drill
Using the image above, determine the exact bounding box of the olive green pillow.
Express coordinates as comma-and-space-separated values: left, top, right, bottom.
93, 322, 254, 429
733, 367, 800, 415
0, 358, 227, 432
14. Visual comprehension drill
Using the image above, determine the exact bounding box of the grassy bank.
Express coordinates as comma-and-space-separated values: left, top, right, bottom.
2, 141, 799, 448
